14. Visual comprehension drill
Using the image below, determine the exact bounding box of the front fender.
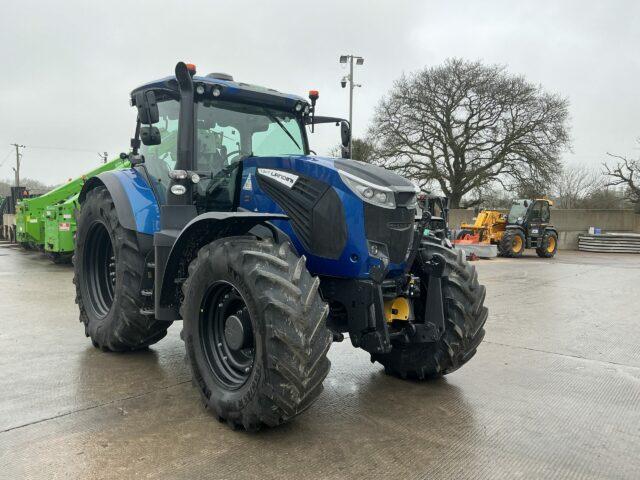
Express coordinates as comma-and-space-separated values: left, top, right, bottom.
156, 212, 288, 320
505, 224, 525, 234
79, 169, 160, 234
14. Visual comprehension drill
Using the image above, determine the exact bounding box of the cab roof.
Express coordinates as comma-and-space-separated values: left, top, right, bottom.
131, 74, 308, 112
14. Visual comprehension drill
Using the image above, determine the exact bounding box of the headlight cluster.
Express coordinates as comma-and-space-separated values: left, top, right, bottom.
338, 170, 396, 209
294, 102, 311, 114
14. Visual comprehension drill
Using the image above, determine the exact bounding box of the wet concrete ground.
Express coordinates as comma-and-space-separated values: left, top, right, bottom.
0, 242, 639, 479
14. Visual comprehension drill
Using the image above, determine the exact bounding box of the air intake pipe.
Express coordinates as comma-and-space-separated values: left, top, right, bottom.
169, 61, 196, 206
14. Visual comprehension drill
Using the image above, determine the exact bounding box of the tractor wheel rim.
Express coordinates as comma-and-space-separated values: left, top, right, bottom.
513, 236, 523, 253
547, 236, 556, 252
84, 221, 115, 318
200, 281, 255, 390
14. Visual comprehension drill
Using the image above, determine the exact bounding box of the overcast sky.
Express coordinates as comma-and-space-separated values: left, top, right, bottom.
1, 0, 639, 185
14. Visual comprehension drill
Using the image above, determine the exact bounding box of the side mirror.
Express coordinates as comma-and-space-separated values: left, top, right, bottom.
140, 126, 161, 146
340, 121, 351, 147
135, 90, 159, 125
340, 121, 351, 159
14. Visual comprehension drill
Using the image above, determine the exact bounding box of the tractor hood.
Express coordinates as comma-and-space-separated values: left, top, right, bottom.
241, 154, 419, 280
332, 158, 417, 193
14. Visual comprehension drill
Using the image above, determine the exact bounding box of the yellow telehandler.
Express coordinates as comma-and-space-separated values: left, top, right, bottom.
455, 199, 558, 258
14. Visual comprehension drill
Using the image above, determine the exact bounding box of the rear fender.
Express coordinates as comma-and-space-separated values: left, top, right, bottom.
156, 212, 288, 320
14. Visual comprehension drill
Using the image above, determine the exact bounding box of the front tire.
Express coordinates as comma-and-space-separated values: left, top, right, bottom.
181, 236, 332, 431
499, 229, 526, 257
73, 186, 171, 351
372, 240, 488, 379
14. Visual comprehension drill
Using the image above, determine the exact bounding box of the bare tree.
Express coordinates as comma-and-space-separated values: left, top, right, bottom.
579, 188, 628, 210
369, 58, 571, 207
330, 137, 376, 163
553, 164, 604, 209
468, 185, 513, 209
604, 150, 640, 210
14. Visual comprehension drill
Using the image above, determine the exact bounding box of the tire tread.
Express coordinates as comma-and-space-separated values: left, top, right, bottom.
73, 186, 170, 352
373, 239, 487, 379
181, 237, 331, 431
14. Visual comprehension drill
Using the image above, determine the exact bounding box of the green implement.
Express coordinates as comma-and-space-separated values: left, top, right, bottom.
44, 193, 79, 262
15, 157, 130, 256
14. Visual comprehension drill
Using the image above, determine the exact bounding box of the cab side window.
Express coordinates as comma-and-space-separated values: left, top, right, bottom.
529, 201, 543, 221
541, 203, 550, 223
141, 97, 180, 203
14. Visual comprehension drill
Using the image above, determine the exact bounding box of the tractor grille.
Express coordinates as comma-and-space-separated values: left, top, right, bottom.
257, 172, 347, 259
364, 204, 415, 264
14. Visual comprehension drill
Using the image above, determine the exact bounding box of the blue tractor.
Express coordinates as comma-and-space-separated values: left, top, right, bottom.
74, 62, 487, 431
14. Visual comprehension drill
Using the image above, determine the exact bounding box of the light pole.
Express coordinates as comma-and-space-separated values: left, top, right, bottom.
339, 54, 364, 148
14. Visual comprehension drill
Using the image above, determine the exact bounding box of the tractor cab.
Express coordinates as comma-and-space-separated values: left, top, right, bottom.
507, 198, 552, 226
132, 70, 349, 215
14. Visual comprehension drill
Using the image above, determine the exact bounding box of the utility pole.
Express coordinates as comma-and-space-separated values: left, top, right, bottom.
98, 151, 108, 164
339, 54, 364, 147
10, 144, 25, 187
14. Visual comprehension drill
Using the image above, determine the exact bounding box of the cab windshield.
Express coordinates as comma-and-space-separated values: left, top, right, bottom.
507, 200, 529, 223
195, 100, 306, 174
193, 101, 306, 211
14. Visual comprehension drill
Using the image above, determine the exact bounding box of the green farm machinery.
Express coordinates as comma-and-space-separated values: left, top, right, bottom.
14, 157, 130, 261
43, 193, 80, 262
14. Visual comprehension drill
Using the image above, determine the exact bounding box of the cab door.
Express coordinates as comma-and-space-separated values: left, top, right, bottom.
525, 201, 546, 246
139, 93, 180, 205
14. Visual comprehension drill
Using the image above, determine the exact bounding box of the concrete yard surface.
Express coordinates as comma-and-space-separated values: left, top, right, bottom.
1, 243, 639, 479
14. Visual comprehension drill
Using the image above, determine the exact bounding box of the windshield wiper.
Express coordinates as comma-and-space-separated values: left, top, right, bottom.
263, 109, 301, 150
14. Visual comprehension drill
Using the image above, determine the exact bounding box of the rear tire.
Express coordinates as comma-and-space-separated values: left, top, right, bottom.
372, 239, 488, 379
536, 230, 558, 258
180, 236, 332, 431
73, 186, 171, 351
499, 229, 525, 257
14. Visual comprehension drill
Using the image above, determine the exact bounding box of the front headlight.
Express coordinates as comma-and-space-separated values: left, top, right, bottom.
338, 170, 396, 209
